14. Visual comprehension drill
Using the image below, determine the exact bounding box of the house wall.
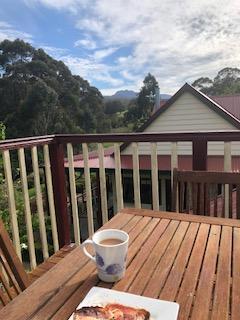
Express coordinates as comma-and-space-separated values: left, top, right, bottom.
122, 91, 240, 156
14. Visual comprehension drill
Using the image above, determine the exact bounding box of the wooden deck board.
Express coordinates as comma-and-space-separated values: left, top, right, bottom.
176, 223, 210, 320
122, 208, 240, 227
1, 209, 239, 320
114, 219, 170, 292
232, 227, 240, 320
190, 225, 221, 320
122, 220, 179, 294
143, 221, 189, 299
159, 222, 199, 301
211, 226, 232, 320
28, 244, 77, 283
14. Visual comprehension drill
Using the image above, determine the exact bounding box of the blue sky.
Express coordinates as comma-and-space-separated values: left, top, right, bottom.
0, 0, 240, 95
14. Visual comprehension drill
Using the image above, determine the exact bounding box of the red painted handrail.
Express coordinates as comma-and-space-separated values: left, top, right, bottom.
1, 130, 240, 247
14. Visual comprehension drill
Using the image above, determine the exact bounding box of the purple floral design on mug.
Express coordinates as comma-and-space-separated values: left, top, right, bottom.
96, 252, 104, 267
106, 263, 122, 275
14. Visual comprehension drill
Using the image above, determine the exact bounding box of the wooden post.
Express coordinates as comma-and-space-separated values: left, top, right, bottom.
224, 142, 231, 218
96, 170, 103, 227
192, 139, 207, 171
151, 143, 159, 211
49, 142, 71, 247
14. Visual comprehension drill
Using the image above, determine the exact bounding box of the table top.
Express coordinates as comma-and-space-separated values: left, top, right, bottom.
1, 208, 240, 320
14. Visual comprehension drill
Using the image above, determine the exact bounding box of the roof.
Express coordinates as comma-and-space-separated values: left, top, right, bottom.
69, 146, 114, 161
211, 95, 240, 120
120, 83, 240, 152
137, 83, 240, 133
68, 83, 240, 171
66, 153, 240, 171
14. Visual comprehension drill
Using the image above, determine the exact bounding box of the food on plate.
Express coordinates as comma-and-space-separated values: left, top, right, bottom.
73, 306, 110, 320
73, 303, 150, 320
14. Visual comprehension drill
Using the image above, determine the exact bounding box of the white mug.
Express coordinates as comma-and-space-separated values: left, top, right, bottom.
82, 229, 129, 282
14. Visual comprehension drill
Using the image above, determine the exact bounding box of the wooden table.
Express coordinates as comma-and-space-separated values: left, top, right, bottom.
1, 209, 240, 320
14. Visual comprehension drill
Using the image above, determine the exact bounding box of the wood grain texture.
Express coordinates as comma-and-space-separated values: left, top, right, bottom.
31, 146, 49, 260
67, 143, 81, 245
114, 219, 170, 292
97, 143, 108, 224
132, 142, 141, 209
125, 220, 179, 295
172, 170, 240, 219
211, 226, 232, 320
143, 221, 189, 298
232, 227, 240, 320
160, 222, 199, 301
114, 143, 124, 211
2, 150, 21, 260
121, 208, 240, 227
176, 223, 210, 320
150, 142, 159, 211
82, 143, 94, 237
0, 209, 239, 320
190, 225, 221, 320
49, 142, 70, 247
0, 220, 29, 306
18, 148, 36, 268
43, 144, 59, 252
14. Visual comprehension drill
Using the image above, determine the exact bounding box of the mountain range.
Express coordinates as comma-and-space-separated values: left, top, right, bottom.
104, 90, 171, 101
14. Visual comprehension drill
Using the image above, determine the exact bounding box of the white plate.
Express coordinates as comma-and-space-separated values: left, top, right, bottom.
68, 287, 179, 320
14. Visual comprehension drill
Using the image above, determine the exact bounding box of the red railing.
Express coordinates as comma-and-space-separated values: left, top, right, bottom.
1, 130, 240, 255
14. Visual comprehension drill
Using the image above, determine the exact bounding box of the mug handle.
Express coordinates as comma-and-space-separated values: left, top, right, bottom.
82, 239, 96, 262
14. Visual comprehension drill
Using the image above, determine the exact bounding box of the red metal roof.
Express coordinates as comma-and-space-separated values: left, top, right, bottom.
211, 95, 240, 120
66, 153, 240, 172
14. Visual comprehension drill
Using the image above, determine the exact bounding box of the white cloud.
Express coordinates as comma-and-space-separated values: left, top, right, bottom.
74, 38, 96, 49
24, 0, 83, 14
92, 47, 118, 61
60, 55, 123, 86
0, 21, 33, 42
40, 45, 69, 57
77, 0, 240, 93
0, 22, 11, 28
100, 85, 138, 96
24, 0, 240, 93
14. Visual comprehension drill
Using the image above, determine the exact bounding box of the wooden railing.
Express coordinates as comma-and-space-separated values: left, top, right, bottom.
1, 131, 240, 269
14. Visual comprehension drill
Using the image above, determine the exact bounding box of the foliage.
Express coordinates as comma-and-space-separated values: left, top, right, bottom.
192, 68, 240, 95
104, 100, 126, 114
124, 73, 158, 129
0, 39, 109, 138
0, 123, 5, 140
0, 124, 53, 263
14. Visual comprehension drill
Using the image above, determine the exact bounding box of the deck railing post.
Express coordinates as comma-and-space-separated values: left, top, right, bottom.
49, 141, 71, 247
192, 139, 207, 171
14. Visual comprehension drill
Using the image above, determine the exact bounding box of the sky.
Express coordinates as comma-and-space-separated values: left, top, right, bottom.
0, 0, 240, 95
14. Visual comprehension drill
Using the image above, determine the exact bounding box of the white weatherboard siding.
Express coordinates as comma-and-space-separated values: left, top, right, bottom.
122, 92, 240, 156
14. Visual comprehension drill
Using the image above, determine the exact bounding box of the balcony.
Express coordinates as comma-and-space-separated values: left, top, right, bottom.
0, 131, 240, 270
1, 131, 240, 318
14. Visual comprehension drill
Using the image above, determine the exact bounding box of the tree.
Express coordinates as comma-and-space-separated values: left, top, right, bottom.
137, 73, 158, 119
192, 68, 240, 95
0, 123, 5, 140
124, 73, 159, 129
192, 77, 213, 91
104, 100, 125, 114
0, 39, 107, 138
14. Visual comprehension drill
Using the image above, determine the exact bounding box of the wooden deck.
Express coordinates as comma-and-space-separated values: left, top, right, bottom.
1, 209, 240, 320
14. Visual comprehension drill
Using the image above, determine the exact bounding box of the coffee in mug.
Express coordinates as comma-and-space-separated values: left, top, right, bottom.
99, 238, 123, 246
82, 229, 129, 282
